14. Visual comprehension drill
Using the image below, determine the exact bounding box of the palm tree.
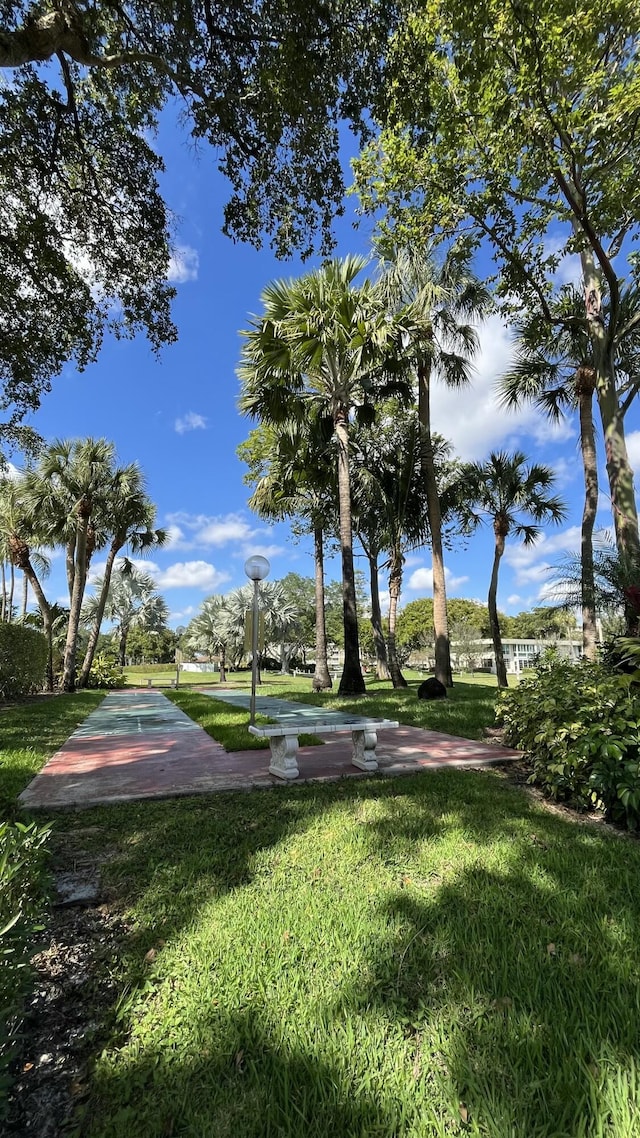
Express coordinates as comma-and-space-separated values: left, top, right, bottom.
78, 463, 166, 687
377, 241, 490, 687
23, 437, 115, 690
458, 451, 567, 687
81, 563, 169, 667
185, 594, 233, 682
499, 287, 601, 658
239, 256, 402, 695
0, 476, 55, 689
238, 418, 335, 691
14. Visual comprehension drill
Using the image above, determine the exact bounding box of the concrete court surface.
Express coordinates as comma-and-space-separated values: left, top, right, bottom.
18, 688, 521, 810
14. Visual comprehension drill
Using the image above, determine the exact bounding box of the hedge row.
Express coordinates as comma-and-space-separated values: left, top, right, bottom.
0, 624, 47, 700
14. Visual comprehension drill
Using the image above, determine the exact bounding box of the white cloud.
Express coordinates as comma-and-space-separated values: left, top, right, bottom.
164, 524, 185, 548
167, 244, 199, 284
507, 594, 523, 607
154, 560, 230, 591
238, 542, 284, 562
198, 517, 256, 546
430, 314, 574, 461
503, 525, 582, 585
406, 565, 469, 593
175, 411, 207, 435
163, 511, 281, 556
3, 462, 20, 481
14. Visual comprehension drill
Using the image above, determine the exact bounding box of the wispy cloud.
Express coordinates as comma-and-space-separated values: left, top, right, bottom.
164, 512, 282, 563
174, 411, 207, 435
167, 244, 199, 284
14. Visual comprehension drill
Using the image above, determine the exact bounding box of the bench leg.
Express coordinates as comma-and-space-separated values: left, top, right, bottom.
351, 728, 379, 772
269, 734, 300, 780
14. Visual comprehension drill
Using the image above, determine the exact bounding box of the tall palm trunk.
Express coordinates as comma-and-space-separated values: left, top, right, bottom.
118, 622, 130, 667
79, 540, 120, 687
8, 561, 14, 621
219, 643, 227, 683
10, 537, 54, 691
418, 362, 453, 687
488, 525, 508, 689
367, 546, 391, 680
387, 548, 408, 688
63, 507, 90, 691
1, 561, 5, 621
312, 521, 332, 691
334, 409, 366, 695
576, 367, 598, 659
22, 571, 28, 619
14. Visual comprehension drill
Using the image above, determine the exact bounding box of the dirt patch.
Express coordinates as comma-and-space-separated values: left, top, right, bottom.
4, 886, 129, 1137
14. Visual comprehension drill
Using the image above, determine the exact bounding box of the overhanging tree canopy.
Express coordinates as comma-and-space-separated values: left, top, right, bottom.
1, 1, 399, 442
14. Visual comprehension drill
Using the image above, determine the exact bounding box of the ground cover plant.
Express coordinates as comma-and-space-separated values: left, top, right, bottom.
48, 772, 640, 1138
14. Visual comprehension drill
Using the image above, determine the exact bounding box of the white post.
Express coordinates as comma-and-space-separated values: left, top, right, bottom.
244, 554, 270, 727
250, 577, 259, 726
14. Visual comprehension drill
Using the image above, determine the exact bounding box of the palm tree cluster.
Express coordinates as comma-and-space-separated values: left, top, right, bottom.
237, 246, 568, 692
184, 582, 298, 681
0, 437, 166, 690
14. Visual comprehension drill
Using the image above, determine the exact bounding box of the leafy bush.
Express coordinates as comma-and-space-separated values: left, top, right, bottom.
0, 623, 47, 700
86, 652, 124, 689
498, 653, 640, 829
0, 819, 52, 1110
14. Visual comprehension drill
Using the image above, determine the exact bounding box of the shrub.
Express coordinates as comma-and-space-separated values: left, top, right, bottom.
497, 654, 640, 829
86, 652, 124, 689
0, 819, 52, 1111
0, 623, 47, 700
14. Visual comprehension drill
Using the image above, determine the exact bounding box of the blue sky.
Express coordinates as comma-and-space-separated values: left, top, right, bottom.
14, 109, 640, 629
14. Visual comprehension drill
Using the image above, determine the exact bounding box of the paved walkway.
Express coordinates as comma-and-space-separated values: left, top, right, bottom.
18, 689, 521, 810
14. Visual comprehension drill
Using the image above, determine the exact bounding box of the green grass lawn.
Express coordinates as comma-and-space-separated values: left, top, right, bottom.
7, 682, 640, 1137
53, 774, 640, 1138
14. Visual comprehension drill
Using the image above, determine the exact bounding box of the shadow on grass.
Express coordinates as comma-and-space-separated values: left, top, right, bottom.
64, 772, 640, 1137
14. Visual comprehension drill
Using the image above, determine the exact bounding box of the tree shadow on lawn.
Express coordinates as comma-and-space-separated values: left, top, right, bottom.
78, 800, 640, 1136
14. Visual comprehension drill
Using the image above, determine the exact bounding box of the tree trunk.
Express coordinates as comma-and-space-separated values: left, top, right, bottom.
387, 549, 408, 688
118, 626, 128, 667
1, 561, 5, 621
8, 561, 14, 621
65, 536, 76, 605
21, 571, 28, 618
62, 515, 89, 691
334, 410, 366, 695
219, 644, 227, 684
312, 522, 332, 691
488, 532, 508, 688
580, 251, 640, 583
418, 361, 453, 687
10, 539, 54, 691
368, 546, 391, 680
576, 372, 599, 659
79, 541, 121, 687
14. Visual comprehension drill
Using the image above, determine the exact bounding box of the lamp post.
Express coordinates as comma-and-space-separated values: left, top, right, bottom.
244, 554, 270, 724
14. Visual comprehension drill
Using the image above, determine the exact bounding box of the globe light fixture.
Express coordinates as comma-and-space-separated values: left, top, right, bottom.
244, 555, 270, 723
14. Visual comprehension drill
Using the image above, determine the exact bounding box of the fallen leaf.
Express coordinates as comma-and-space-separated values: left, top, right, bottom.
282, 930, 291, 942
459, 1102, 469, 1123
235, 1049, 245, 1072
144, 948, 157, 963
546, 942, 556, 956
22, 1062, 34, 1073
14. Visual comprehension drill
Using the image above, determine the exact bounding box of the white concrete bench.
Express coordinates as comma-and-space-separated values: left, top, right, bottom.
248, 719, 400, 780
